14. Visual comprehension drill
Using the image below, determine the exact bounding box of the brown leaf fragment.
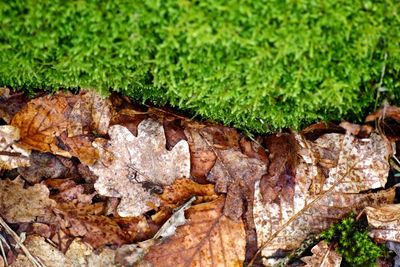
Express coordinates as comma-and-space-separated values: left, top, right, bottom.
163, 116, 187, 150
207, 148, 267, 220
159, 178, 217, 206
142, 197, 246, 267
301, 241, 342, 267
0, 178, 55, 223
18, 151, 69, 183
365, 204, 400, 243
239, 137, 269, 163
110, 108, 148, 136
185, 128, 217, 183
0, 125, 30, 170
90, 119, 190, 217
260, 133, 298, 205
254, 132, 394, 266
366, 105, 400, 123
11, 90, 112, 164
0, 88, 31, 124
301, 122, 345, 141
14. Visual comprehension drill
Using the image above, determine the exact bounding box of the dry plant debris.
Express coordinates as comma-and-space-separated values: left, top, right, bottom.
0, 125, 30, 170
0, 90, 399, 266
300, 241, 342, 267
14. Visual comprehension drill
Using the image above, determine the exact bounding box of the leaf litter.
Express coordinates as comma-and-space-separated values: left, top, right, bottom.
0, 90, 399, 266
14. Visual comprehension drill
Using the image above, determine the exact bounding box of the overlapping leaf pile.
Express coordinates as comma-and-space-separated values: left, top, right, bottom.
0, 88, 399, 266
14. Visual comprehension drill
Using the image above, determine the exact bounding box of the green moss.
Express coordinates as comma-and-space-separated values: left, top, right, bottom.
320, 215, 386, 266
1, 0, 400, 132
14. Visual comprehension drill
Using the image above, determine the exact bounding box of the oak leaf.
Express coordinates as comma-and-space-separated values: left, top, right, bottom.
142, 197, 246, 267
300, 241, 342, 267
90, 119, 190, 217
0, 178, 55, 223
254, 133, 394, 265
11, 90, 112, 164
0, 125, 30, 170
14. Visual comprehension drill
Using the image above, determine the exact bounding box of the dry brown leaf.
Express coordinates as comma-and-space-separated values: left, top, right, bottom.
159, 178, 217, 206
0, 88, 31, 124
0, 125, 30, 170
11, 90, 112, 164
11, 235, 117, 267
365, 204, 400, 243
18, 151, 70, 183
301, 241, 342, 267
254, 133, 394, 266
208, 148, 267, 220
142, 197, 246, 267
90, 119, 190, 217
0, 178, 55, 223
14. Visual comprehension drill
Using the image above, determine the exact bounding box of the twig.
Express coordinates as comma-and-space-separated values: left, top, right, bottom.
374, 52, 388, 110
0, 216, 46, 267
0, 234, 8, 266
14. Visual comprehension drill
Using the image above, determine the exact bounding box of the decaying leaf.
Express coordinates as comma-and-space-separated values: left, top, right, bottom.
11, 90, 112, 164
300, 241, 342, 267
254, 133, 394, 265
115, 196, 195, 266
18, 151, 70, 183
11, 235, 117, 267
159, 178, 217, 206
90, 119, 190, 217
365, 204, 400, 243
0, 178, 55, 223
142, 197, 246, 267
185, 127, 267, 220
0, 87, 31, 124
0, 125, 30, 170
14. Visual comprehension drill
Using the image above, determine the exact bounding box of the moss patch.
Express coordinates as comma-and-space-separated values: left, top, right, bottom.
1, 0, 399, 132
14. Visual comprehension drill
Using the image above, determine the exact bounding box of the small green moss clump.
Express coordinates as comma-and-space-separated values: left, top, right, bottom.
320, 215, 386, 266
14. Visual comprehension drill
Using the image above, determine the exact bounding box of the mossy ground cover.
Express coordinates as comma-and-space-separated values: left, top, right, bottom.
1, 1, 399, 133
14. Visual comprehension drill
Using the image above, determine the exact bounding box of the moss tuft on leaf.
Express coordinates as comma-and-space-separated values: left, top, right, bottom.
321, 215, 386, 266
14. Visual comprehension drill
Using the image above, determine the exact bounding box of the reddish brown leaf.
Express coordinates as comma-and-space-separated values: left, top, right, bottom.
110, 108, 148, 136
185, 127, 217, 183
260, 133, 298, 205
163, 116, 187, 150
11, 90, 112, 164
207, 148, 267, 220
0, 88, 31, 124
159, 178, 218, 206
366, 105, 400, 123
143, 197, 246, 267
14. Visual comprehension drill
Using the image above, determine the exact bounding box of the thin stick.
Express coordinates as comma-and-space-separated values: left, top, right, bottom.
0, 216, 46, 267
